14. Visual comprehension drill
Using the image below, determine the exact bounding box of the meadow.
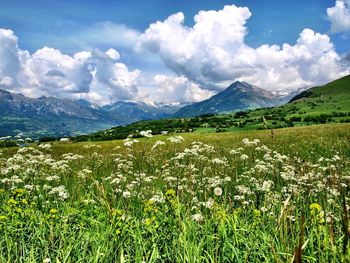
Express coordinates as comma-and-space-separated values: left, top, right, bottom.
0, 123, 350, 262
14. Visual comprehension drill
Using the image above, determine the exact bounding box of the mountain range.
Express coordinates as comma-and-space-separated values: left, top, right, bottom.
0, 81, 305, 138
73, 74, 350, 142
0, 89, 181, 138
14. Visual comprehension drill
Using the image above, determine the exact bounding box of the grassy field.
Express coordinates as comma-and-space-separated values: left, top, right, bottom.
1, 123, 350, 262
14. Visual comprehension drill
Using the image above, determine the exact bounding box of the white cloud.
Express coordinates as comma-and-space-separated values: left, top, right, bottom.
153, 74, 214, 104
138, 5, 350, 93
105, 48, 120, 61
244, 29, 345, 90
0, 29, 142, 105
0, 29, 21, 89
1, 4, 350, 106
46, 21, 140, 53
327, 0, 350, 33
85, 21, 140, 48
88, 49, 141, 103
19, 47, 93, 97
137, 6, 252, 89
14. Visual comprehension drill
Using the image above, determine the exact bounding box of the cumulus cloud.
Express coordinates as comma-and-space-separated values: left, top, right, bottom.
0, 29, 21, 88
153, 74, 214, 104
138, 5, 350, 93
19, 47, 93, 97
1, 4, 350, 106
244, 29, 346, 91
327, 0, 350, 33
0, 29, 141, 105
105, 48, 120, 60
88, 49, 141, 103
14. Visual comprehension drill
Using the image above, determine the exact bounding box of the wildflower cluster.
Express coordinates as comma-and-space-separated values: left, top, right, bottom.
0, 127, 349, 262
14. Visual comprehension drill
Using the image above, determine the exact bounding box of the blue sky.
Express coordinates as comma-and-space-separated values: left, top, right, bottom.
0, 0, 346, 53
0, 0, 349, 104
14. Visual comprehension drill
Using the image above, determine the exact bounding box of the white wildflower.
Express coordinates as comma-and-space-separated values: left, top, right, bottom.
167, 136, 184, 144
123, 191, 131, 198
152, 140, 165, 150
123, 138, 139, 147
240, 154, 249, 161
38, 144, 52, 150
261, 180, 274, 192
140, 130, 153, 138
202, 198, 214, 208
214, 187, 223, 196
192, 213, 204, 222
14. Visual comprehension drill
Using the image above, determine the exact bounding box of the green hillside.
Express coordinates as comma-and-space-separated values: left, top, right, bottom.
72, 75, 350, 142
290, 74, 350, 101
249, 74, 350, 122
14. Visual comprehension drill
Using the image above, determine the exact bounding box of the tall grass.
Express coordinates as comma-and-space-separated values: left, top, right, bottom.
0, 123, 349, 262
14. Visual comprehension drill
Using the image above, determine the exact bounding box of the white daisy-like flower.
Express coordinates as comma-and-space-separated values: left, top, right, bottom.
140, 130, 153, 138
122, 191, 131, 198
192, 213, 204, 222
214, 187, 223, 196
240, 154, 249, 161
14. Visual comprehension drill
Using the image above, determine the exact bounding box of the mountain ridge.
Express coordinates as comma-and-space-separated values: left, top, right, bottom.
0, 78, 328, 139
0, 89, 180, 138
72, 74, 350, 142
173, 81, 291, 118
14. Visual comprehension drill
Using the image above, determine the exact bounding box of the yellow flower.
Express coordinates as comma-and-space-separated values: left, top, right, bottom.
8, 198, 17, 206
253, 209, 261, 217
145, 218, 152, 226
13, 188, 26, 197
144, 200, 158, 213
49, 208, 58, 214
112, 209, 123, 217
0, 215, 7, 221
14, 188, 26, 194
144, 216, 156, 227
310, 203, 325, 224
165, 189, 176, 199
309, 203, 322, 213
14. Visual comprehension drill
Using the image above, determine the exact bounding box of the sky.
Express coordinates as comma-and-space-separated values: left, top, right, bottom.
0, 0, 349, 105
